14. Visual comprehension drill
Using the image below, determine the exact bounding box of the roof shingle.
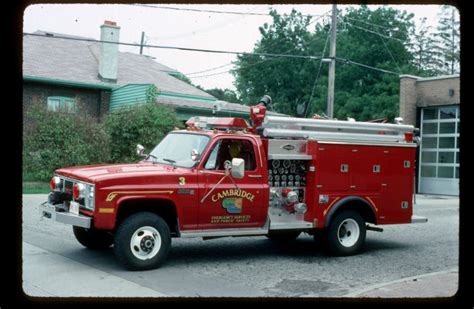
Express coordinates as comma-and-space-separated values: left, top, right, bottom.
23, 31, 215, 99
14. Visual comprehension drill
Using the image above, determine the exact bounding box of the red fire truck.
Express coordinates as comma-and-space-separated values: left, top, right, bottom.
40, 96, 427, 270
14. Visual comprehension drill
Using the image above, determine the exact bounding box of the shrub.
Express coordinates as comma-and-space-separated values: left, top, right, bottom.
23, 104, 111, 181
104, 103, 181, 163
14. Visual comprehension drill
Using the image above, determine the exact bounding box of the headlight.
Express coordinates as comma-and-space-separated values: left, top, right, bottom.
73, 182, 95, 211
73, 183, 86, 200
50, 176, 62, 191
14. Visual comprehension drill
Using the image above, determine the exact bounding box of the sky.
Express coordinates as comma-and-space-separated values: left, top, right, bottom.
23, 4, 455, 91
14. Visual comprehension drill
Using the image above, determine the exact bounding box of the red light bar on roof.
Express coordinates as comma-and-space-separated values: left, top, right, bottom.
186, 117, 249, 130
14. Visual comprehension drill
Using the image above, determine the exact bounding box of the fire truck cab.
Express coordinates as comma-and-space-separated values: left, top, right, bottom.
40, 96, 427, 270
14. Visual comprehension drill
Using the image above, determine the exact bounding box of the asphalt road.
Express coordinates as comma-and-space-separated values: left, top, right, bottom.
22, 194, 459, 298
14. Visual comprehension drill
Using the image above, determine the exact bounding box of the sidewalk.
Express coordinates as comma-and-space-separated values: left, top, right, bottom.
345, 269, 458, 298
22, 242, 169, 297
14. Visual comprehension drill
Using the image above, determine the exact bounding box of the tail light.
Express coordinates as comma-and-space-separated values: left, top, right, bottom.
73, 183, 85, 200
50, 176, 61, 191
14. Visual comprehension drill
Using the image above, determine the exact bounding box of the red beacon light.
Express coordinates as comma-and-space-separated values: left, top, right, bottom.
250, 95, 271, 133
404, 132, 414, 142
186, 116, 249, 131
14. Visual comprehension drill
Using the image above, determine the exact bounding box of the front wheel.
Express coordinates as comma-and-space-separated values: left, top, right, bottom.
113, 212, 171, 271
327, 210, 366, 256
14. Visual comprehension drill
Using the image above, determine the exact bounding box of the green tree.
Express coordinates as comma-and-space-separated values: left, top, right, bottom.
233, 9, 318, 116
332, 6, 417, 120
233, 6, 421, 121
409, 17, 444, 75
435, 5, 460, 75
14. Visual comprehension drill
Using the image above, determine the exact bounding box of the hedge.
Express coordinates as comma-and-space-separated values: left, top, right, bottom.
104, 103, 181, 163
23, 103, 180, 182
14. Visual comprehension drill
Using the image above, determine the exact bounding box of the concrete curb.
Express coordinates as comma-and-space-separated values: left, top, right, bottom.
343, 269, 458, 298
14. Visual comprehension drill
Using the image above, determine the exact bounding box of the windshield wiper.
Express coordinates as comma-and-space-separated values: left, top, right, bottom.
163, 158, 176, 167
163, 158, 178, 169
145, 154, 158, 163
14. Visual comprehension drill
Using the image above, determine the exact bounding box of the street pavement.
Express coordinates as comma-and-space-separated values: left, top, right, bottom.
22, 194, 459, 298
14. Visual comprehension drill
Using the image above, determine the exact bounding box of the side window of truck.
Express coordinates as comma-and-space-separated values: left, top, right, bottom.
204, 139, 257, 171
204, 140, 221, 170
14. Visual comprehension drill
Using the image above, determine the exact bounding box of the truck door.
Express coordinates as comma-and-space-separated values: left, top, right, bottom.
197, 137, 267, 229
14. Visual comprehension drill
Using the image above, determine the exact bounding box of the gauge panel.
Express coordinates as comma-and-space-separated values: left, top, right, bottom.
268, 160, 307, 188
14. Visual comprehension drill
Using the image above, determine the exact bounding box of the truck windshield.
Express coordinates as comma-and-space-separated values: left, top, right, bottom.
148, 133, 210, 168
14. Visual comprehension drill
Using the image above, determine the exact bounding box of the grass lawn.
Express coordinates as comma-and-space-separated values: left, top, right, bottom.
23, 182, 50, 194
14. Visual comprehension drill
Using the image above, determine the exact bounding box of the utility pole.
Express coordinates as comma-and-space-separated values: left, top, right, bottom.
139, 31, 145, 55
327, 4, 337, 119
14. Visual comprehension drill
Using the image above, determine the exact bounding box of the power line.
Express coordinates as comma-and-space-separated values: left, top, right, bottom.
344, 15, 401, 32
130, 4, 324, 18
23, 32, 322, 60
185, 10, 332, 77
185, 63, 234, 76
187, 69, 240, 79
379, 35, 402, 73
144, 6, 260, 42
340, 18, 404, 73
336, 57, 400, 75
343, 21, 405, 43
305, 32, 331, 118
190, 14, 405, 80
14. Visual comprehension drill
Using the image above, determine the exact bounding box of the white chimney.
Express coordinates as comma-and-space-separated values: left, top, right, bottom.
98, 20, 120, 83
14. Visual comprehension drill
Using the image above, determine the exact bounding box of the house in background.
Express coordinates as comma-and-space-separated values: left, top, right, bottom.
23, 20, 256, 123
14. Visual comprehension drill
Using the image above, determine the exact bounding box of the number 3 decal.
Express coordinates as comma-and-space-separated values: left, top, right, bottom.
179, 177, 186, 186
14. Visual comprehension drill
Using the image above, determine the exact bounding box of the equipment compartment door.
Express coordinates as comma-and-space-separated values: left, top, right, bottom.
316, 144, 351, 191
197, 138, 267, 229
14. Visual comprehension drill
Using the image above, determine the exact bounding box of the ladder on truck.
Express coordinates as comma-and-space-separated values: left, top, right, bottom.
261, 115, 417, 144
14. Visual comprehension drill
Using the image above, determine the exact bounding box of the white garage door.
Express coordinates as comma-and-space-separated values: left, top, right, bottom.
419, 106, 459, 196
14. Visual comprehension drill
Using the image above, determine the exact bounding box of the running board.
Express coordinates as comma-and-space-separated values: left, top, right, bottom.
366, 224, 383, 232
180, 227, 269, 238
269, 221, 313, 230
411, 215, 428, 223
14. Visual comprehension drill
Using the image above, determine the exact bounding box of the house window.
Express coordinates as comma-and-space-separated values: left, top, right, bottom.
47, 96, 77, 113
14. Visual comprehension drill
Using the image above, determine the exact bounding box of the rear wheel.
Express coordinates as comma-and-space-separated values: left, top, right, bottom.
73, 226, 113, 250
327, 210, 366, 256
113, 212, 171, 271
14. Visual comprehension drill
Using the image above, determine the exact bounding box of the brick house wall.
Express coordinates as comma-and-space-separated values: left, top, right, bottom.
399, 75, 460, 126
23, 81, 110, 122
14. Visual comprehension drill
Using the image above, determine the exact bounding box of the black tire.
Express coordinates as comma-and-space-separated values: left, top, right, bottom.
266, 230, 301, 242
73, 226, 114, 250
327, 210, 366, 256
113, 212, 171, 271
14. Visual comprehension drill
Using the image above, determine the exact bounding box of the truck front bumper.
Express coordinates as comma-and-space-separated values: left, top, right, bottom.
39, 202, 92, 229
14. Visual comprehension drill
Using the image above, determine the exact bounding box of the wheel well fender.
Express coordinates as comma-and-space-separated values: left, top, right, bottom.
324, 196, 377, 227
115, 198, 179, 235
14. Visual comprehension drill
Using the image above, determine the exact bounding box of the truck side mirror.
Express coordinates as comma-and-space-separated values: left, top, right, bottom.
191, 148, 199, 161
136, 144, 146, 157
231, 158, 245, 179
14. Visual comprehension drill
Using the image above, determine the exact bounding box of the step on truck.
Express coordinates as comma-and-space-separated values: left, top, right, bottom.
40, 95, 427, 270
